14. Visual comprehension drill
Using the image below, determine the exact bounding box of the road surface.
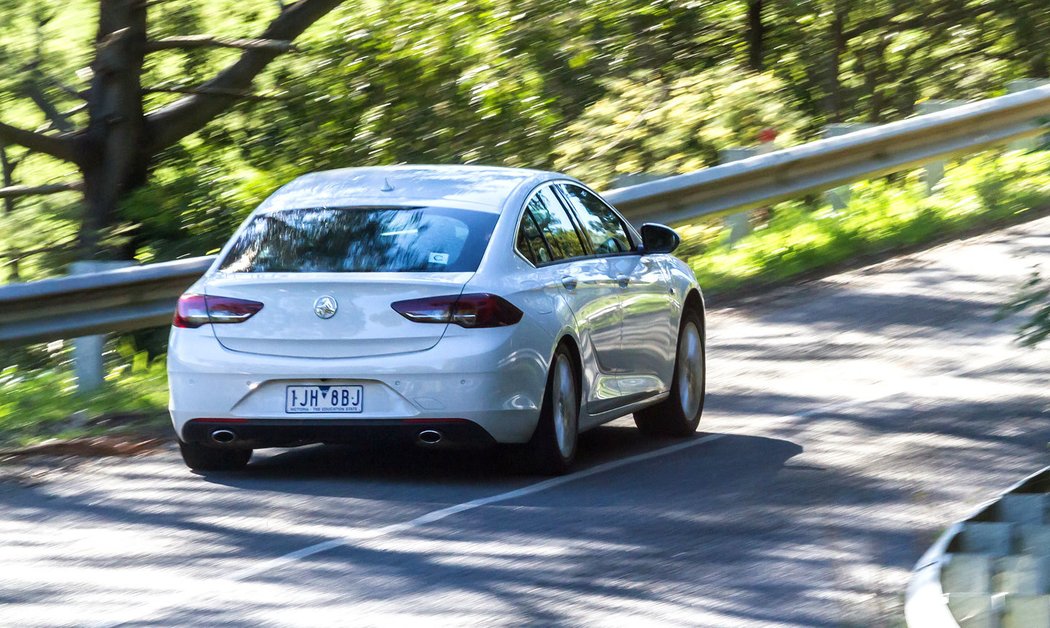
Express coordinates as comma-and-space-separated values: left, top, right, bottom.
2, 217, 1049, 627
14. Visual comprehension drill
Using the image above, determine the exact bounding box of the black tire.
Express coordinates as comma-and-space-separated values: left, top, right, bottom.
522, 344, 580, 475
634, 307, 705, 437
179, 441, 252, 472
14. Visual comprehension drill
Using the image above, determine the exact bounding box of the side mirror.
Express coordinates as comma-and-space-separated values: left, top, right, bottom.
640, 223, 681, 254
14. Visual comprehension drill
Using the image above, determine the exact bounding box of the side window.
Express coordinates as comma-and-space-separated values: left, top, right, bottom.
523, 186, 586, 262
516, 210, 552, 265
557, 184, 633, 255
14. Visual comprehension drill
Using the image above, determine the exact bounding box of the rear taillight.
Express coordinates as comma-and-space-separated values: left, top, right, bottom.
391, 293, 523, 328
173, 294, 264, 328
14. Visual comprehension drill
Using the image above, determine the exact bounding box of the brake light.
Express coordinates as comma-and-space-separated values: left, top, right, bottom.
173, 294, 264, 328
391, 293, 523, 328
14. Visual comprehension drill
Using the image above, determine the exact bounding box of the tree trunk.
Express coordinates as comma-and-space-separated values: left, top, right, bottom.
866, 38, 889, 124
1029, 52, 1049, 79
79, 0, 149, 258
1, 144, 17, 280
0, 0, 342, 263
824, 6, 847, 122
746, 0, 765, 71
0, 144, 15, 215
1010, 1, 1050, 78
854, 36, 888, 124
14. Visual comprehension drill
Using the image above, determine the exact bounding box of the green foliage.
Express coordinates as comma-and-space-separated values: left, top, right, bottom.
0, 347, 168, 447
682, 151, 1050, 294
555, 66, 809, 187
0, 1, 1048, 439
2, 0, 1049, 282
120, 146, 285, 262
2, 150, 1047, 446
1001, 272, 1050, 347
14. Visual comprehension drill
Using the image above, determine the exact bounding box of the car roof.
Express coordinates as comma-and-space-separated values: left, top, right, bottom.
257, 165, 564, 213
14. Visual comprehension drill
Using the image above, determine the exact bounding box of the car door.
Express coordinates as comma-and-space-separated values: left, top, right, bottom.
555, 183, 678, 395
515, 185, 622, 406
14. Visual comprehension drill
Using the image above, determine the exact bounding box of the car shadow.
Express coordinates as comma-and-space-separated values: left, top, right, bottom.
199, 422, 800, 498
1, 430, 807, 626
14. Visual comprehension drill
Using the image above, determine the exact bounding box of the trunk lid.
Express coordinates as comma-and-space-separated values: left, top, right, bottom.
203, 272, 471, 358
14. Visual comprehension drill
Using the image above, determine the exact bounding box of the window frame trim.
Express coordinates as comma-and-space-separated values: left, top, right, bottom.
511, 182, 592, 269
516, 208, 554, 266
552, 182, 643, 258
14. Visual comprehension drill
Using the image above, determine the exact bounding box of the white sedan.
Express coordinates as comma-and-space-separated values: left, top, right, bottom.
168, 165, 706, 474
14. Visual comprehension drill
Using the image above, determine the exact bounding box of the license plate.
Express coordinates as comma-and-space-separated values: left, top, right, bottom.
285, 385, 363, 414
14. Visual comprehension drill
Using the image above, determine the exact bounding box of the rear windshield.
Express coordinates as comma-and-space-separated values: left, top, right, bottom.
218, 206, 498, 273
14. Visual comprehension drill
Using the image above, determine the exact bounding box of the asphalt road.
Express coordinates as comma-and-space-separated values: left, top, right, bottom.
2, 217, 1049, 627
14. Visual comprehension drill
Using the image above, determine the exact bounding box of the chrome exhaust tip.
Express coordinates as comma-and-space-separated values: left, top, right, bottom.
211, 429, 237, 444
417, 429, 443, 445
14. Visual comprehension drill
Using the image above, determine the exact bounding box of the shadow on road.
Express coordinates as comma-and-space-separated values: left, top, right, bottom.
116, 433, 813, 627
0, 429, 806, 625
201, 423, 758, 490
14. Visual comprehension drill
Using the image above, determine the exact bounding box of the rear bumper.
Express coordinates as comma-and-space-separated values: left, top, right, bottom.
167, 323, 550, 445
182, 418, 497, 449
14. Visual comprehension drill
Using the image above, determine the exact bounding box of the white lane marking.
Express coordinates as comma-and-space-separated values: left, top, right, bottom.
98, 434, 726, 627
101, 344, 1027, 627
226, 433, 726, 582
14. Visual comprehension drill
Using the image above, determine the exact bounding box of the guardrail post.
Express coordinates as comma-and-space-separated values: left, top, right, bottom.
1008, 80, 1050, 151
70, 260, 134, 393
719, 147, 762, 245
823, 124, 876, 211
916, 100, 966, 193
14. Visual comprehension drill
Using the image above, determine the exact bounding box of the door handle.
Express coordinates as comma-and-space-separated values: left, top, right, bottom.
561, 276, 578, 291
617, 275, 630, 289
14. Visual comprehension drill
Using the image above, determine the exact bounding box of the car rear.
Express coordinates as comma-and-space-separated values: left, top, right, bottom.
167, 202, 548, 452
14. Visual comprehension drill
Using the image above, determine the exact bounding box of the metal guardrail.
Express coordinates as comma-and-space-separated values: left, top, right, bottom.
0, 256, 212, 345
0, 85, 1048, 346
603, 85, 1050, 224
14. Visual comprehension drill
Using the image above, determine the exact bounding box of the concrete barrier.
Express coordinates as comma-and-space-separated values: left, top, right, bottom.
906, 467, 1050, 628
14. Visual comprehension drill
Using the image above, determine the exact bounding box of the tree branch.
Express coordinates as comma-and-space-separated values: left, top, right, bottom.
146, 0, 343, 151
11, 10, 78, 135
135, 0, 182, 7
0, 122, 78, 163
0, 181, 82, 199
146, 35, 298, 53
144, 85, 291, 101
52, 77, 89, 100
19, 82, 74, 133
62, 103, 88, 117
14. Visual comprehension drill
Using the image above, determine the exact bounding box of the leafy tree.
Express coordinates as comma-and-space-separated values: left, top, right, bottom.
0, 0, 342, 256
1, 0, 1047, 275
1003, 272, 1050, 347
554, 66, 809, 187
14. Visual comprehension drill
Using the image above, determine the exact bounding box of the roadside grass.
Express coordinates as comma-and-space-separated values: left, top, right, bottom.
679, 150, 1050, 294
0, 351, 169, 449
0, 149, 1047, 450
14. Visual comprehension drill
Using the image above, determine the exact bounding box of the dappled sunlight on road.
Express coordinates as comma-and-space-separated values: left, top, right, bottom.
2, 218, 1049, 626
